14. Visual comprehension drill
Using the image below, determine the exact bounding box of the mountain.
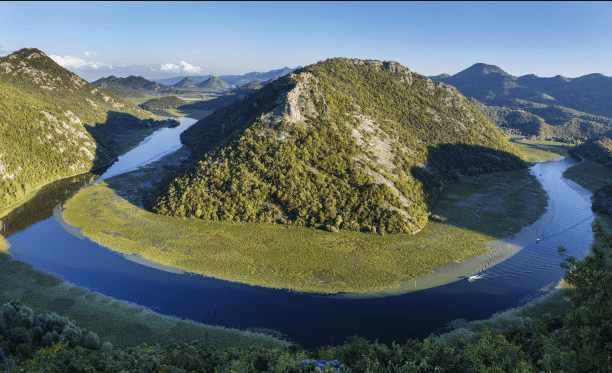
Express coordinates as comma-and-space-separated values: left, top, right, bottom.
173, 77, 199, 89
431, 64, 612, 142
153, 67, 299, 87
197, 76, 233, 91
152, 58, 525, 235
220, 67, 298, 86
92, 75, 178, 98
0, 48, 169, 210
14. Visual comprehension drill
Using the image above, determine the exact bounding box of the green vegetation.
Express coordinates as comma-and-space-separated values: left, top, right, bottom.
0, 48, 167, 211
154, 58, 526, 235
563, 158, 612, 191
434, 63, 612, 144
507, 138, 567, 163
62, 161, 547, 294
62, 182, 492, 294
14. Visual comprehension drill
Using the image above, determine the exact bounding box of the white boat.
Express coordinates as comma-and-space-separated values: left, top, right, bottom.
468, 274, 484, 282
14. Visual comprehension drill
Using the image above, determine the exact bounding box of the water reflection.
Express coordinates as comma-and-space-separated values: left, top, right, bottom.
1, 173, 97, 237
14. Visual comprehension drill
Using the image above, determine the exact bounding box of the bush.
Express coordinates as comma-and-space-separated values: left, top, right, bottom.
82, 331, 100, 350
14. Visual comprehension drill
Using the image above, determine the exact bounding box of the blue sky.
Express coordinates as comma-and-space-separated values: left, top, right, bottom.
1, 1, 611, 81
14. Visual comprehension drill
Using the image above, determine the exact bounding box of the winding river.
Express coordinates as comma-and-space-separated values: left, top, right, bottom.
3, 117, 594, 348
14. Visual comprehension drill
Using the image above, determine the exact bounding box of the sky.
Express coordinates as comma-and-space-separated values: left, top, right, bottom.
1, 1, 611, 82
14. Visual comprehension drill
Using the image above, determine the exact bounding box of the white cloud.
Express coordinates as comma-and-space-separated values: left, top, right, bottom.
50, 54, 104, 69
83, 51, 97, 57
159, 62, 181, 73
179, 60, 201, 74
158, 60, 201, 74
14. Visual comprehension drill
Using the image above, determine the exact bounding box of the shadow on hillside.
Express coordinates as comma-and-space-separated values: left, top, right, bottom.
0, 173, 97, 237
0, 113, 174, 238
411, 143, 528, 226
85, 111, 173, 175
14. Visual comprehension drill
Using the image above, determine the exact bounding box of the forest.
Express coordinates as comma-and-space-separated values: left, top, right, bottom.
153, 58, 526, 235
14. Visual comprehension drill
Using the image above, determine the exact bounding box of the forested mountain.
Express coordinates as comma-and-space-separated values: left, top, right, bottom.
431, 64, 612, 142
92, 75, 178, 98
152, 58, 526, 234
0, 48, 167, 210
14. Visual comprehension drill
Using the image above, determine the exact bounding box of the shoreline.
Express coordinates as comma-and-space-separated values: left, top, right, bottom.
333, 204, 555, 299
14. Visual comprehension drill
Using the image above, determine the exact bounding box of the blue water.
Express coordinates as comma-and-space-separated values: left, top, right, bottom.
4, 120, 594, 348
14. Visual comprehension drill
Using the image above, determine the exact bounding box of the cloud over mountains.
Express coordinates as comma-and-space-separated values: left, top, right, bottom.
158, 60, 201, 74
50, 54, 104, 69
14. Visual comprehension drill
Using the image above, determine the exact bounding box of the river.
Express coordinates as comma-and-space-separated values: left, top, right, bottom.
3, 117, 594, 348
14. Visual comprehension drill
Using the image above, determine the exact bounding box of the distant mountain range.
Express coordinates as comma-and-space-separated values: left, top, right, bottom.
431, 63, 612, 143
92, 75, 180, 98
153, 66, 299, 86
92, 67, 298, 98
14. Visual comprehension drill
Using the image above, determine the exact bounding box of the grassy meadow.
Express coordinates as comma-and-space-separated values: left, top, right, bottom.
61, 163, 548, 294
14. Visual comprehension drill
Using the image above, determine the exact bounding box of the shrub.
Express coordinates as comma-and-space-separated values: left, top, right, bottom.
82, 331, 100, 350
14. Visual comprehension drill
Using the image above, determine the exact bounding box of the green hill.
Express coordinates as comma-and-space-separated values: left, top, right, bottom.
197, 76, 233, 91
0, 48, 167, 210
92, 75, 179, 98
153, 58, 526, 234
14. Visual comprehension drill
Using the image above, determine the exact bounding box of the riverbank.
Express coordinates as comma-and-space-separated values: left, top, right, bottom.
0, 250, 289, 349
0, 121, 174, 220
60, 158, 548, 295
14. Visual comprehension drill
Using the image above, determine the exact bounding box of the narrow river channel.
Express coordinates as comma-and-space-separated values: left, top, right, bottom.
3, 117, 594, 348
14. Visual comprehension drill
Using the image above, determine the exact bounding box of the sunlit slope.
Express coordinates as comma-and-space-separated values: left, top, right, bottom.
0, 48, 160, 209
154, 58, 526, 234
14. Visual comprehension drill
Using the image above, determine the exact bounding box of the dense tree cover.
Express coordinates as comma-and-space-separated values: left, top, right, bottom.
0, 48, 162, 210
3, 223, 611, 371
473, 98, 612, 143
571, 134, 612, 166
432, 64, 612, 143
153, 58, 525, 234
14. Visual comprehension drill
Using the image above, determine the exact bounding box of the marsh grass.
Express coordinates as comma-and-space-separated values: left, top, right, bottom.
431, 168, 547, 237
62, 166, 547, 294
0, 251, 288, 349
512, 142, 565, 163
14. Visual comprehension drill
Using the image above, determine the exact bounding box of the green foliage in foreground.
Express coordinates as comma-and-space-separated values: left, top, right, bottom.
154, 58, 526, 235
2, 222, 611, 372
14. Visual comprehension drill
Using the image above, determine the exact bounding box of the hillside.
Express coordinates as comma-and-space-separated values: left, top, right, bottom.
153, 58, 526, 234
172, 77, 199, 89
197, 76, 233, 91
92, 75, 178, 98
0, 48, 168, 210
431, 64, 612, 142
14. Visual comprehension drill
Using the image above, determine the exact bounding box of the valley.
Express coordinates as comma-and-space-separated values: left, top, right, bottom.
1, 49, 611, 371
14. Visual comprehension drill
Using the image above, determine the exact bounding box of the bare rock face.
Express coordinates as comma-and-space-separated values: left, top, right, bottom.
271, 72, 326, 124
